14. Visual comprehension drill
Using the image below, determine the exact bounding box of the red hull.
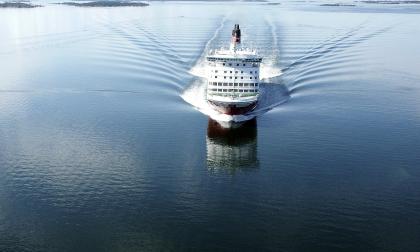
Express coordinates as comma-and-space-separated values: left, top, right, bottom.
208, 101, 257, 115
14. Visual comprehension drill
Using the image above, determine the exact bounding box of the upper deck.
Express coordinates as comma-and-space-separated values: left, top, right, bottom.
206, 48, 262, 63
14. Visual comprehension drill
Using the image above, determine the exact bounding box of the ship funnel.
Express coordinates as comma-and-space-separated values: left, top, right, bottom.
230, 24, 241, 52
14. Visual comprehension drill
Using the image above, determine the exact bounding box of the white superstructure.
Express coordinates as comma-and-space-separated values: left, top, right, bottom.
206, 24, 262, 115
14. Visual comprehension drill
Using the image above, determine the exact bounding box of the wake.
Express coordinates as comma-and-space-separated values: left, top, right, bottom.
181, 17, 288, 123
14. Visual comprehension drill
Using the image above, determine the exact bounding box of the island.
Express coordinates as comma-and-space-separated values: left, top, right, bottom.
360, 0, 420, 4
57, 1, 149, 7
320, 3, 356, 6
0, 2, 42, 8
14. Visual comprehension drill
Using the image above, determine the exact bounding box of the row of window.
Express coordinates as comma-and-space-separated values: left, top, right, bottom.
209, 82, 259, 87
220, 63, 259, 67
213, 76, 258, 80
209, 89, 258, 93
207, 57, 262, 63
213, 70, 258, 74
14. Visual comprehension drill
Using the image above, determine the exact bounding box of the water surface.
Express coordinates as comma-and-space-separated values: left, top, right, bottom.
1, 1, 420, 251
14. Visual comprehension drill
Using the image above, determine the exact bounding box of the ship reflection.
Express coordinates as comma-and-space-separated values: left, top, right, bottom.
206, 119, 259, 174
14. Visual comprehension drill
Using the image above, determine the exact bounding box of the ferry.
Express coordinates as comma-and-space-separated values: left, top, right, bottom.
206, 24, 262, 115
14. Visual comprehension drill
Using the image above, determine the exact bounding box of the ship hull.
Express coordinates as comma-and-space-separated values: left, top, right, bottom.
208, 100, 257, 115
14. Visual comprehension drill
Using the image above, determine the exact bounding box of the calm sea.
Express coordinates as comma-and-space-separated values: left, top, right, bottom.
1, 1, 420, 251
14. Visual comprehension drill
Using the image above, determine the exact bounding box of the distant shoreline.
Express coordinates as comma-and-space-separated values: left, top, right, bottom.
56, 1, 149, 7
0, 2, 42, 8
320, 3, 356, 7
359, 0, 420, 4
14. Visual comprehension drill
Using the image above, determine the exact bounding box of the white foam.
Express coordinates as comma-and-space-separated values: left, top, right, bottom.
180, 79, 255, 122
181, 77, 289, 123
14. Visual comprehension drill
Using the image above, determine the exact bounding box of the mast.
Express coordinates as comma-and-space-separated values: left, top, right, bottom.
230, 24, 241, 53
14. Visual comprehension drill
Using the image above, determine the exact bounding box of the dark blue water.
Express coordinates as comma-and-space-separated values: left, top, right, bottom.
1, 1, 420, 251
